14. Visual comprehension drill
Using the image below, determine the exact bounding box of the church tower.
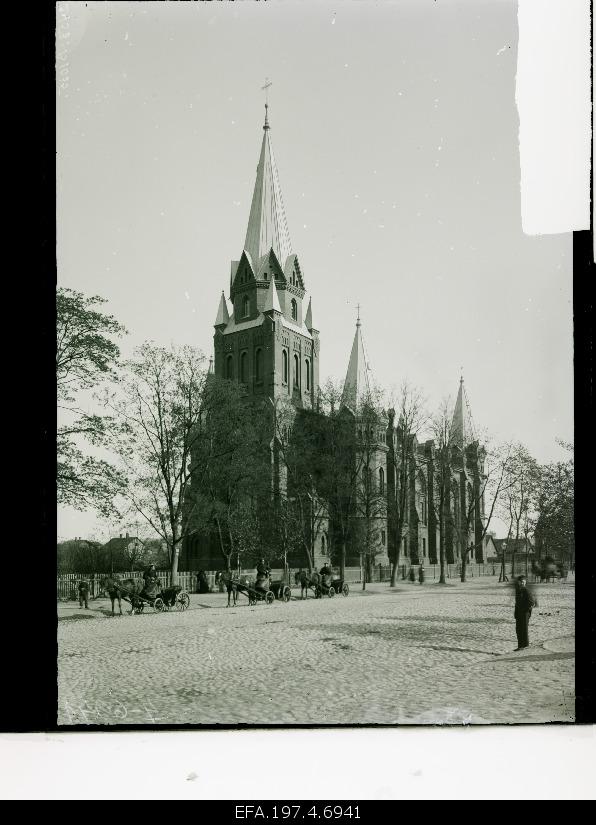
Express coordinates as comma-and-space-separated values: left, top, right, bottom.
213, 105, 319, 410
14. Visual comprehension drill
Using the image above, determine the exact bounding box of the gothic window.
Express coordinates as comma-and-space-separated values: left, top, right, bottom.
381, 530, 386, 546
305, 358, 310, 391
293, 353, 300, 388
379, 467, 385, 495
321, 534, 326, 554
226, 355, 234, 380
291, 299, 297, 321
255, 348, 263, 383
240, 351, 248, 384
282, 350, 288, 384
423, 537, 427, 557
242, 295, 250, 318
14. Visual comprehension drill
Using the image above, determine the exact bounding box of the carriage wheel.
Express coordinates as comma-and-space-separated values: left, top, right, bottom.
248, 595, 257, 606
282, 586, 291, 603
342, 583, 350, 597
133, 603, 144, 615
153, 597, 165, 613
327, 587, 335, 598
265, 591, 275, 605
176, 591, 190, 611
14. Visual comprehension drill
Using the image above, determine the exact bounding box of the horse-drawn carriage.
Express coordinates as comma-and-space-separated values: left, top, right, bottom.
300, 570, 350, 599
102, 576, 191, 615
232, 575, 276, 606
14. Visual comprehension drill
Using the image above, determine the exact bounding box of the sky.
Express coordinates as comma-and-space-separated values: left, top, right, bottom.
56, 0, 574, 542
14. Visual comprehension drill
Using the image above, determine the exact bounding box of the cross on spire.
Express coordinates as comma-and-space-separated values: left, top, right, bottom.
261, 77, 272, 129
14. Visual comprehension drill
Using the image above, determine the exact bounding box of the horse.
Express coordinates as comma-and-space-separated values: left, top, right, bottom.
300, 571, 323, 599
221, 572, 238, 607
101, 576, 142, 616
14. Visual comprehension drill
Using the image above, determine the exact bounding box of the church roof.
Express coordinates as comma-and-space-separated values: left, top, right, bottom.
341, 316, 372, 412
451, 377, 476, 448
243, 109, 293, 271
222, 314, 264, 336
263, 275, 282, 313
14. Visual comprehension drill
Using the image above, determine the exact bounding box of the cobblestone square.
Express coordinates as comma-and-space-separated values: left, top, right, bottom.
58, 577, 575, 726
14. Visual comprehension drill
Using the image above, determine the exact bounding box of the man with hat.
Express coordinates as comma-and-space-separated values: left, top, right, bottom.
514, 575, 537, 650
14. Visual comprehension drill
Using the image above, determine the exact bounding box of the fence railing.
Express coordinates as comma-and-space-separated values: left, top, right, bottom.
57, 561, 509, 600
57, 570, 214, 600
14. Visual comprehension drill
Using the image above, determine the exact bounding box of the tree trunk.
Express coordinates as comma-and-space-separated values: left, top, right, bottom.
439, 501, 446, 584
340, 538, 346, 582
170, 540, 179, 587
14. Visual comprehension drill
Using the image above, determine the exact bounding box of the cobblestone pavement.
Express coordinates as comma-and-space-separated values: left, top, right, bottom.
58, 578, 575, 726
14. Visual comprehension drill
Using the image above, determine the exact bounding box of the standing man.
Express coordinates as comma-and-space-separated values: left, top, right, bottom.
78, 579, 90, 609
514, 575, 537, 650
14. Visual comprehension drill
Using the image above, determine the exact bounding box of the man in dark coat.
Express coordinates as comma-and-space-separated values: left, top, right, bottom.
78, 580, 89, 609
514, 575, 537, 650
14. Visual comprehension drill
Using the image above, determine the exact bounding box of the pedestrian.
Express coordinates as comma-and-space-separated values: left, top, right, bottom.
514, 575, 537, 650
78, 579, 89, 609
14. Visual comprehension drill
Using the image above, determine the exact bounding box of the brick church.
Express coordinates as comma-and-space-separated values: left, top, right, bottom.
183, 106, 487, 573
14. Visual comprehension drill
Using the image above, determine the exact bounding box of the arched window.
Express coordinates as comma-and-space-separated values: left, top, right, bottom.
282, 350, 288, 384
321, 534, 326, 554
291, 299, 297, 321
255, 348, 263, 383
305, 358, 310, 391
240, 351, 248, 383
226, 355, 234, 380
293, 353, 299, 388
242, 295, 250, 318
379, 467, 385, 494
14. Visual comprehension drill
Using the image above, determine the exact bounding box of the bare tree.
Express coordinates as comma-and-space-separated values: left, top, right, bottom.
388, 382, 428, 587
452, 440, 514, 582
431, 400, 454, 585
103, 343, 211, 585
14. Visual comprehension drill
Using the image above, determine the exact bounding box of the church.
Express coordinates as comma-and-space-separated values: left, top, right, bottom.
183, 105, 488, 574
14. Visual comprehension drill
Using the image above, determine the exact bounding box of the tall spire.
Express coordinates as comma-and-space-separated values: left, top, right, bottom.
305, 296, 313, 330
243, 106, 293, 269
451, 375, 476, 448
214, 291, 230, 327
341, 311, 372, 412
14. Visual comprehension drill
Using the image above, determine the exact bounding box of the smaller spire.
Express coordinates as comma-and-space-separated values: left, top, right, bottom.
263, 276, 281, 313
208, 356, 214, 374
214, 291, 230, 327
356, 302, 361, 328
305, 297, 313, 330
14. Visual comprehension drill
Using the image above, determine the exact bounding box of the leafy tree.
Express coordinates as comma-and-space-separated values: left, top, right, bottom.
184, 381, 273, 575
535, 440, 574, 567
498, 444, 540, 579
57, 287, 127, 517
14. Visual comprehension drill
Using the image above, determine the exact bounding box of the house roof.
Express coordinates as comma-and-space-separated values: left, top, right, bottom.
492, 538, 534, 554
